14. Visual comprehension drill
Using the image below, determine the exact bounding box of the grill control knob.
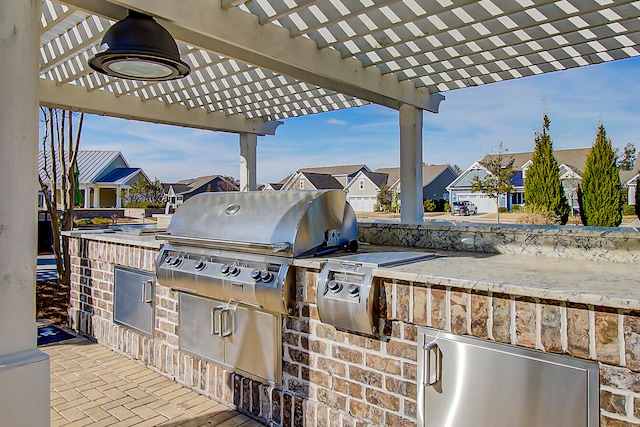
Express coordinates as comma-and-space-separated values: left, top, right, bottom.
194, 260, 205, 271
220, 264, 231, 275
171, 257, 182, 266
347, 284, 360, 297
260, 271, 274, 282
251, 269, 262, 280
328, 280, 342, 293
165, 256, 174, 265
230, 266, 241, 276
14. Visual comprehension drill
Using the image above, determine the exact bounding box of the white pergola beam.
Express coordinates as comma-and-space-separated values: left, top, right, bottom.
61, 0, 444, 112
39, 79, 282, 135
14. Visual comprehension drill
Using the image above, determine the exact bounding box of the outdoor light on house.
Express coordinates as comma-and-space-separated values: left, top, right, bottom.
88, 10, 190, 81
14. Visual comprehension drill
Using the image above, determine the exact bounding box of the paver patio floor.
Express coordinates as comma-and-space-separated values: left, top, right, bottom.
41, 335, 263, 427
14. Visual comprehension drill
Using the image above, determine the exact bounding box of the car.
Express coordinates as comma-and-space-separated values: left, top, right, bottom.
451, 201, 478, 216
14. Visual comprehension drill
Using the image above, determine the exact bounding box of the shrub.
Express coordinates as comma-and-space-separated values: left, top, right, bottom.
510, 205, 523, 213
517, 205, 562, 225
92, 217, 111, 225
622, 204, 636, 216
498, 207, 508, 213
443, 202, 450, 213
75, 218, 92, 226
124, 202, 166, 209
423, 199, 437, 212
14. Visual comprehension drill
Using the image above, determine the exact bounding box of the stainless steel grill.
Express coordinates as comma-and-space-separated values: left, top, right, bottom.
155, 190, 357, 385
155, 189, 358, 315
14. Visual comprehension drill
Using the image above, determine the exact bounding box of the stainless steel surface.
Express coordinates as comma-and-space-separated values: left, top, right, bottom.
160, 190, 357, 257
417, 328, 599, 427
179, 293, 281, 385
326, 251, 437, 267
113, 266, 155, 337
316, 251, 436, 337
316, 260, 379, 337
156, 246, 295, 315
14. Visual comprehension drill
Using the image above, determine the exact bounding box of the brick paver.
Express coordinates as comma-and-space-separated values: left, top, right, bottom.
41, 336, 264, 426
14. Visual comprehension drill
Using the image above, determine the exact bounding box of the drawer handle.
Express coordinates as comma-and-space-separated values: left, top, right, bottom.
210, 307, 223, 335
141, 280, 153, 304
220, 308, 235, 337
424, 341, 441, 387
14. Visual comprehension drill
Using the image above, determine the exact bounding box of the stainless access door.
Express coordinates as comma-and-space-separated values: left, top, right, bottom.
114, 266, 154, 337
418, 328, 599, 427
179, 293, 225, 363
225, 305, 280, 384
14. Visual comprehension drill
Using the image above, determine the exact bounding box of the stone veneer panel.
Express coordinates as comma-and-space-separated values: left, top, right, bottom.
515, 298, 537, 349
492, 294, 512, 344
68, 237, 640, 427
567, 304, 591, 359
470, 291, 490, 339
540, 302, 563, 354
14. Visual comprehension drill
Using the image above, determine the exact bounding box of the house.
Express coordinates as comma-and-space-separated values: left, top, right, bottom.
270, 163, 456, 212
297, 164, 370, 187
447, 148, 633, 213
344, 170, 389, 212
163, 175, 239, 206
622, 170, 639, 205
279, 171, 343, 191
38, 150, 148, 208
378, 165, 458, 201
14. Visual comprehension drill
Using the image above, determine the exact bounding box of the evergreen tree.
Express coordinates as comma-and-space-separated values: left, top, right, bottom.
577, 124, 623, 227
523, 114, 571, 224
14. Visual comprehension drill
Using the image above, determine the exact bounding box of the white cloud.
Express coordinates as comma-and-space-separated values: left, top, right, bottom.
326, 118, 348, 125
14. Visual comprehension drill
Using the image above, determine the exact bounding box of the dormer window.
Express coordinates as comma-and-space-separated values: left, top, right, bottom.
299, 180, 304, 189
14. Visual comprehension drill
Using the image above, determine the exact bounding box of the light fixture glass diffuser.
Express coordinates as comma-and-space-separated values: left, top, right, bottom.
88, 10, 190, 81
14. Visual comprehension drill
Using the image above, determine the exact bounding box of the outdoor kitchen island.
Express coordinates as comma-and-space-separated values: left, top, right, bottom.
65, 221, 640, 427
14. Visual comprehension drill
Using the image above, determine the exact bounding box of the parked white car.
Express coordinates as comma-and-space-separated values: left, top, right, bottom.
451, 201, 478, 216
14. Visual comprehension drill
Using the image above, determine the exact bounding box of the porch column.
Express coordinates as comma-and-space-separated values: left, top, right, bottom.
83, 186, 90, 208
116, 185, 122, 208
399, 104, 424, 223
239, 133, 257, 192
0, 1, 50, 425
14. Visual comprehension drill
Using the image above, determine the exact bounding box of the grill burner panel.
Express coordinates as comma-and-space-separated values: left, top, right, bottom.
156, 246, 295, 315
156, 190, 357, 315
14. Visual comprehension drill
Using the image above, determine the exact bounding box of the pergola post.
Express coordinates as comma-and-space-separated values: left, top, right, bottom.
239, 133, 257, 192
0, 1, 50, 425
399, 104, 424, 223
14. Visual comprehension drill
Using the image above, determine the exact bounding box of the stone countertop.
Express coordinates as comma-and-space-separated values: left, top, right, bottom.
298, 245, 637, 311
63, 229, 165, 249
66, 231, 637, 311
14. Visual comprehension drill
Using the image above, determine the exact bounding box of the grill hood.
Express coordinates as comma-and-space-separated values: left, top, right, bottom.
160, 190, 358, 257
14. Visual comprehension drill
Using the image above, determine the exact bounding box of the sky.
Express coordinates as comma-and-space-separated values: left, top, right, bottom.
77, 56, 640, 186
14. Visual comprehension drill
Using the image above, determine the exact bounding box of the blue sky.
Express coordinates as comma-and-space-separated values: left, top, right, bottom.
79, 56, 640, 185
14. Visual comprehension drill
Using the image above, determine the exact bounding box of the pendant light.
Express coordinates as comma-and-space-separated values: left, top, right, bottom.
88, 10, 190, 81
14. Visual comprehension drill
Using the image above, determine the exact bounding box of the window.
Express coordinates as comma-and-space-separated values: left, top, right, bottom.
299, 180, 304, 189
359, 179, 364, 190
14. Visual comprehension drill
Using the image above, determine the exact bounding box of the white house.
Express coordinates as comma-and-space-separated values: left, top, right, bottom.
38, 150, 148, 208
447, 148, 635, 213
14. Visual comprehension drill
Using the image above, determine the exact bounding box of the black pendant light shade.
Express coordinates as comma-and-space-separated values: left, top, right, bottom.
88, 10, 190, 81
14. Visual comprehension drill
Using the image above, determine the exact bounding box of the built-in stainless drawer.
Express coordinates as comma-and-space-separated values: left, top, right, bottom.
418, 328, 599, 427
179, 292, 281, 385
113, 266, 154, 337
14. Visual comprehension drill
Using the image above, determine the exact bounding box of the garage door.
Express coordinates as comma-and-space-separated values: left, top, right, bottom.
347, 197, 376, 212
456, 193, 495, 213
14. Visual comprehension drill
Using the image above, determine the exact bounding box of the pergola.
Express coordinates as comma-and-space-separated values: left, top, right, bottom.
2, 0, 639, 423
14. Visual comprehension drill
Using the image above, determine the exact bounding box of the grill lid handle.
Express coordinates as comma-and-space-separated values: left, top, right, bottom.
156, 233, 292, 255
